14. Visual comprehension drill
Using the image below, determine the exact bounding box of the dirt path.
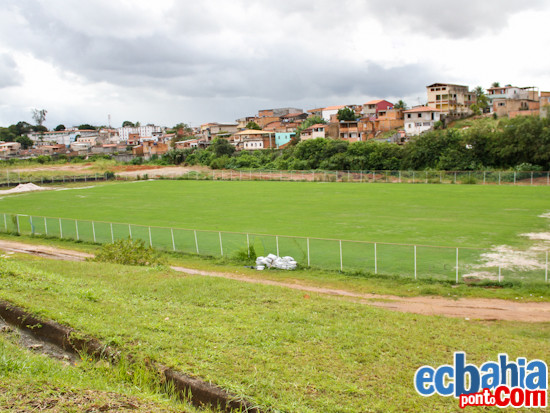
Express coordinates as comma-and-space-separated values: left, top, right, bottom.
1, 240, 549, 322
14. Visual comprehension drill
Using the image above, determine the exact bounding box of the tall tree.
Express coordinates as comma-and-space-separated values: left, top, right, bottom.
245, 121, 261, 130
32, 109, 47, 128
491, 82, 500, 88
337, 107, 357, 121
54, 124, 66, 131
122, 121, 135, 127
393, 100, 408, 110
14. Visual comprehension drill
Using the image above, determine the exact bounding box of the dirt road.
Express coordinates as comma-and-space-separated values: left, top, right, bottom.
1, 240, 549, 322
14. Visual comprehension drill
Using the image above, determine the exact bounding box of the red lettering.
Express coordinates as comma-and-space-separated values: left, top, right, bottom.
495, 386, 510, 407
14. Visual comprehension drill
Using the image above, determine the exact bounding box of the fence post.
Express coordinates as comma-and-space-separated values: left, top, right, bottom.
247, 234, 250, 257
414, 245, 417, 280
307, 238, 310, 266
219, 232, 223, 256
546, 251, 548, 283
16, 215, 20, 234
454, 171, 457, 184
360, 171, 363, 182
498, 265, 501, 283
110, 223, 114, 243
399, 170, 401, 183
148, 227, 152, 247
44, 217, 48, 236
483, 171, 486, 185
514, 172, 516, 185
339, 240, 343, 271
194, 230, 199, 254
374, 242, 377, 274
276, 236, 279, 256
499, 171, 501, 185
171, 228, 176, 251
413, 171, 415, 184
531, 171, 533, 186
92, 221, 96, 243
456, 248, 459, 283
129, 224, 132, 240
372, 171, 375, 183
547, 172, 549, 186
75, 220, 79, 241
3, 213, 6, 232
59, 218, 63, 238
29, 216, 33, 235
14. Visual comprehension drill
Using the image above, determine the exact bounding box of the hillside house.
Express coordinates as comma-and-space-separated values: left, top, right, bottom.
404, 106, 442, 136
427, 83, 475, 117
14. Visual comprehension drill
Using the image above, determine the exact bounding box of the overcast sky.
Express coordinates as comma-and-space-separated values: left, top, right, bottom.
1, 0, 549, 129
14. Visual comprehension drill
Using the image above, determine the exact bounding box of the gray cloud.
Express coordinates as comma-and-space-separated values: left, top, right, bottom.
0, 53, 21, 88
363, 0, 547, 39
0, 0, 548, 126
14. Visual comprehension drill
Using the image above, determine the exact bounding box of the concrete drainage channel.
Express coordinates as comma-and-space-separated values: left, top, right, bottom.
0, 300, 261, 413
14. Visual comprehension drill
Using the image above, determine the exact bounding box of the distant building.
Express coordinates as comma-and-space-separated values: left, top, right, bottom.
403, 106, 442, 136
363, 100, 394, 118
426, 83, 475, 117
117, 125, 164, 142
487, 85, 540, 118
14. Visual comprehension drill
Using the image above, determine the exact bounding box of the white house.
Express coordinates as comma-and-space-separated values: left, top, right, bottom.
403, 106, 442, 136
321, 105, 346, 122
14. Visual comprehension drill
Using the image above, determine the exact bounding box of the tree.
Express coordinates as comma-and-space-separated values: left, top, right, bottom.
337, 107, 356, 121
15, 135, 34, 149
295, 116, 326, 137
245, 121, 261, 130
78, 124, 96, 130
393, 100, 408, 110
32, 109, 47, 128
210, 138, 235, 157
54, 124, 66, 131
172, 122, 193, 136
472, 86, 489, 113
122, 121, 135, 127
491, 82, 500, 88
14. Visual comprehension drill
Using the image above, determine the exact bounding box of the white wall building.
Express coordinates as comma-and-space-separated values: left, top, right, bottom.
116, 125, 164, 142
403, 107, 442, 136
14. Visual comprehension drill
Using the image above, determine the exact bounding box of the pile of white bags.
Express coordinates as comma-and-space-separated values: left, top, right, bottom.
255, 254, 297, 270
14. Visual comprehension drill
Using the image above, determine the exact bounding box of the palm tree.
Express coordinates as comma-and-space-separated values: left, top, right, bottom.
393, 100, 408, 110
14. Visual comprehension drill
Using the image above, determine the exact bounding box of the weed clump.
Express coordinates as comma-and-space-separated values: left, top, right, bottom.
94, 238, 163, 266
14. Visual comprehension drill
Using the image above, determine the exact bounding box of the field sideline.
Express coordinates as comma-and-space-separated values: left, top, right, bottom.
0, 180, 549, 249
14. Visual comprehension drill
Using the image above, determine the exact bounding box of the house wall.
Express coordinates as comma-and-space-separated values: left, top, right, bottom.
275, 132, 295, 148
404, 111, 441, 136
427, 84, 474, 116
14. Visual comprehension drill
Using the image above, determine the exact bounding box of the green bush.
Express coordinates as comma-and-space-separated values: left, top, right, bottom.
93, 238, 163, 266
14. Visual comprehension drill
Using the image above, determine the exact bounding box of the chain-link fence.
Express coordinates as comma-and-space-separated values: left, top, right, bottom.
2, 213, 548, 285
1, 169, 549, 187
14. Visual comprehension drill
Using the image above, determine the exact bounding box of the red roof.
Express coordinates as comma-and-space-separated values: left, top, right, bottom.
403, 106, 441, 113
364, 99, 384, 105
323, 105, 346, 111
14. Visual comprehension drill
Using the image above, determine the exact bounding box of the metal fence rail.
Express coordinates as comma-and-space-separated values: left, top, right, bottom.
1, 169, 550, 187
2, 212, 548, 285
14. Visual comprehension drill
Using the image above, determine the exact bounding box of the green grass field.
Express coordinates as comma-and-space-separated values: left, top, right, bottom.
1, 255, 549, 412
0, 329, 190, 412
1, 180, 550, 282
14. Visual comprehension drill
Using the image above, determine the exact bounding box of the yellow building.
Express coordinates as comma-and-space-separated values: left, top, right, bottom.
426, 83, 475, 117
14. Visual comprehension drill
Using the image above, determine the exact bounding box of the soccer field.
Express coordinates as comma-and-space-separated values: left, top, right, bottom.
1, 180, 549, 281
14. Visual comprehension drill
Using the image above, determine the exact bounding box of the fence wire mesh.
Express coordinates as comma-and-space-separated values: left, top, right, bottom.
3, 212, 548, 285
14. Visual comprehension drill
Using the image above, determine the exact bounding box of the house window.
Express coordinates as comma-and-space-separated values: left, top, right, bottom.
415, 122, 422, 126
423, 122, 431, 126
407, 114, 411, 118
418, 113, 422, 118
